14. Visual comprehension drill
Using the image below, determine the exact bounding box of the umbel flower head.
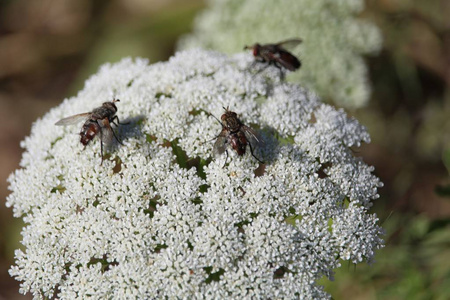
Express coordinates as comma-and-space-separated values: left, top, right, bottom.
178, 0, 382, 109
7, 49, 383, 299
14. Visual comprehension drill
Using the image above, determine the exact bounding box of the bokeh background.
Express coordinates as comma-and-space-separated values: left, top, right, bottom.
1, 0, 449, 299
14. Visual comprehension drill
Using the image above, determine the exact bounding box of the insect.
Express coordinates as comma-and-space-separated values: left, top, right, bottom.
55, 99, 125, 164
211, 107, 264, 166
244, 38, 302, 78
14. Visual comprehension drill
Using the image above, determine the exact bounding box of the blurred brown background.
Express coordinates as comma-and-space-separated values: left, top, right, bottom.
1, 0, 450, 299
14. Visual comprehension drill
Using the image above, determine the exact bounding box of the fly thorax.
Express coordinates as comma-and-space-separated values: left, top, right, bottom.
225, 118, 240, 132
102, 102, 117, 112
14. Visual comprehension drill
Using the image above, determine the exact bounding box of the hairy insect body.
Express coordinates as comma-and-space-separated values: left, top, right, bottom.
55, 99, 124, 164
245, 39, 302, 77
79, 102, 118, 146
213, 107, 264, 166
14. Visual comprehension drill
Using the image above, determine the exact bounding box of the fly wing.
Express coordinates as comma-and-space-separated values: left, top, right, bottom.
213, 130, 228, 158
98, 118, 114, 145
276, 38, 302, 50
241, 125, 265, 149
55, 113, 91, 126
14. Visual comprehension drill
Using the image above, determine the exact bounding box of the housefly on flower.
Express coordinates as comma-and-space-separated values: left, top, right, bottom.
244, 38, 302, 78
210, 107, 264, 167
55, 99, 126, 165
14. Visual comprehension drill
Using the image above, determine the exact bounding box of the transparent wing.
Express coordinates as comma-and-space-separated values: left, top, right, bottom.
98, 118, 113, 145
276, 38, 302, 50
55, 113, 91, 126
241, 125, 265, 149
213, 130, 228, 158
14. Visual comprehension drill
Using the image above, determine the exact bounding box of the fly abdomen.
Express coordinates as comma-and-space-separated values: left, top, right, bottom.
80, 121, 100, 146
229, 132, 247, 156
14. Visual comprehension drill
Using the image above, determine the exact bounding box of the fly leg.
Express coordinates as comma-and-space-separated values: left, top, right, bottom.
110, 116, 126, 145
251, 61, 270, 78
248, 59, 263, 70
248, 142, 264, 164
99, 129, 104, 165
223, 150, 229, 168
273, 61, 285, 80
111, 129, 124, 145
247, 57, 269, 77
278, 67, 285, 81
111, 116, 129, 126
202, 133, 223, 145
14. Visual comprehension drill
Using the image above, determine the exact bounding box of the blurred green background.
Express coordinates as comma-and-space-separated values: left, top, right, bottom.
0, 0, 449, 299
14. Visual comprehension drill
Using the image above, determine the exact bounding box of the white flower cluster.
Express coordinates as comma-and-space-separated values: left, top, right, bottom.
178, 0, 382, 109
7, 49, 383, 299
